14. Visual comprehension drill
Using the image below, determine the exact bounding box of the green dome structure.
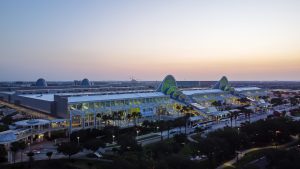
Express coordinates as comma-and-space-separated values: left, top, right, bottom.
157, 75, 189, 103
213, 76, 234, 92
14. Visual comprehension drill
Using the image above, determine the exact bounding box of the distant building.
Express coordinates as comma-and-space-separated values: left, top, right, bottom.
0, 75, 267, 132
35, 78, 47, 87
81, 78, 91, 86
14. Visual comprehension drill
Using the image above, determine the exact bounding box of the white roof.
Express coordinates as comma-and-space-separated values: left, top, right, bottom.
19, 94, 54, 101
182, 89, 224, 96
189, 116, 205, 121
68, 92, 166, 103
19, 90, 159, 102
0, 130, 17, 143
14, 119, 51, 126
190, 103, 206, 110
207, 107, 218, 112
234, 87, 261, 92
50, 119, 68, 123
210, 111, 230, 116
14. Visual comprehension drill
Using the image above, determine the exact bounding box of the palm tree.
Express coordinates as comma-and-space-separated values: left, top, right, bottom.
230, 112, 234, 127
234, 111, 239, 127
102, 114, 110, 125
158, 121, 166, 141
18, 141, 26, 162
166, 121, 172, 139
96, 113, 102, 128
126, 113, 132, 125
246, 109, 253, 122
10, 142, 19, 163
131, 111, 141, 126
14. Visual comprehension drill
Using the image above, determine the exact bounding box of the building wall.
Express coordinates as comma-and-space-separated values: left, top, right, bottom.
12, 95, 53, 114
54, 95, 68, 118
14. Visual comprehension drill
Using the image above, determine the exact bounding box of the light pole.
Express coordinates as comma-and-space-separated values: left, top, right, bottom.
77, 136, 80, 146
28, 142, 31, 151
112, 135, 115, 144
275, 130, 280, 149
136, 130, 140, 137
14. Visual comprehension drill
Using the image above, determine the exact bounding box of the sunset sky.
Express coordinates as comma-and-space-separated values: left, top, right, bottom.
0, 0, 299, 81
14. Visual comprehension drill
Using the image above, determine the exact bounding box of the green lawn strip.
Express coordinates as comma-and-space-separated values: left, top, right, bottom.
234, 148, 273, 169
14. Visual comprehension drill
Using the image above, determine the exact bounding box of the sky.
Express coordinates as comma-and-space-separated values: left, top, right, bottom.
0, 0, 300, 81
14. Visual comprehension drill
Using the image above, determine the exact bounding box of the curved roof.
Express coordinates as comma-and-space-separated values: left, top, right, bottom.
156, 75, 189, 103
213, 76, 234, 92
0, 131, 17, 143
156, 75, 177, 93
36, 78, 47, 87
81, 78, 91, 86
14, 119, 50, 127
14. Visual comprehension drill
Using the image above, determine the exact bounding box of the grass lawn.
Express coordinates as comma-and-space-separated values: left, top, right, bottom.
233, 148, 273, 169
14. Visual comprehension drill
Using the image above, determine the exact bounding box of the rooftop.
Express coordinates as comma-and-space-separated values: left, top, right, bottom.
68, 92, 166, 103
234, 87, 261, 92
19, 94, 55, 101
181, 89, 224, 96
14, 119, 51, 126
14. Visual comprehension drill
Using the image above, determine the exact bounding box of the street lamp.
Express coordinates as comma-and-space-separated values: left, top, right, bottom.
275, 130, 280, 149
136, 130, 140, 137
28, 142, 31, 151
77, 136, 80, 145
156, 126, 159, 132
236, 151, 241, 163
112, 135, 115, 144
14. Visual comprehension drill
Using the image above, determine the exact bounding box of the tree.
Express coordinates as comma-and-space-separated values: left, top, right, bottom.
102, 114, 111, 125
174, 117, 185, 133
173, 134, 187, 145
238, 97, 250, 104
1, 116, 13, 125
10, 142, 20, 163
131, 111, 142, 126
117, 134, 141, 153
271, 98, 284, 106
0, 145, 7, 163
46, 151, 53, 160
18, 141, 26, 162
166, 120, 173, 139
290, 97, 299, 106
57, 142, 81, 159
194, 127, 204, 134
197, 137, 227, 169
158, 120, 167, 141
83, 139, 105, 152
212, 100, 222, 107
0, 124, 9, 132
